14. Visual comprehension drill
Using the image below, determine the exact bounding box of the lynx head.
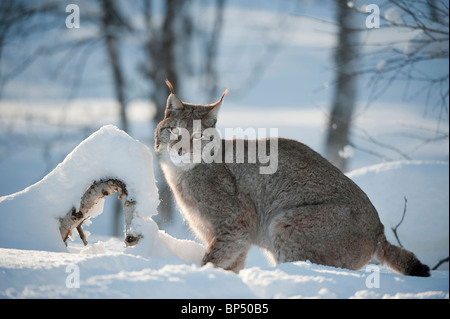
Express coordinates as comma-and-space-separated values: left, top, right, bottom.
154, 80, 228, 170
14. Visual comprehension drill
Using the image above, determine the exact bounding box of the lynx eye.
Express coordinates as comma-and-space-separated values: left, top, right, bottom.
191, 131, 202, 140
168, 127, 180, 137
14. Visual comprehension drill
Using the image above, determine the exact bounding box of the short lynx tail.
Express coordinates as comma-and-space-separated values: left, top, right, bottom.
375, 235, 430, 277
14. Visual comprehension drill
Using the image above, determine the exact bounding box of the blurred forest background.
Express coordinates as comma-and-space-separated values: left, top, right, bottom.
0, 0, 448, 236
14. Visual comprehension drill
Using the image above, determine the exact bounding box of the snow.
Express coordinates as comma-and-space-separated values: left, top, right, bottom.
0, 125, 448, 299
347, 160, 449, 270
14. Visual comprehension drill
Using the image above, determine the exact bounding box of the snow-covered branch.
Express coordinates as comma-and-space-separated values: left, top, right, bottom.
59, 178, 140, 247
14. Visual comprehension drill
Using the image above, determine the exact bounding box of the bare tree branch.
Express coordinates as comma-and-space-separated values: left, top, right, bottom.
298, 0, 448, 166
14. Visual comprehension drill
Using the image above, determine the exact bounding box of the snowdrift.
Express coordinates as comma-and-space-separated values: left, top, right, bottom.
0, 125, 448, 299
0, 125, 204, 262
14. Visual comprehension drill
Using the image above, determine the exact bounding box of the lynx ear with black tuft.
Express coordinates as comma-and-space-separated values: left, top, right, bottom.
165, 79, 184, 117
165, 79, 175, 94
217, 89, 229, 106
203, 88, 229, 127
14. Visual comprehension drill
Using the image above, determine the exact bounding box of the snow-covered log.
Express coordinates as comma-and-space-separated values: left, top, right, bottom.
0, 124, 204, 262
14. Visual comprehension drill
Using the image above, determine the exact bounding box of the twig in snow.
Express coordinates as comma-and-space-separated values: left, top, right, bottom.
391, 196, 408, 248
76, 224, 88, 246
391, 197, 448, 271
432, 257, 449, 270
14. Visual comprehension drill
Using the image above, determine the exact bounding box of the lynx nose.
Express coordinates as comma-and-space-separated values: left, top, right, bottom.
178, 147, 184, 156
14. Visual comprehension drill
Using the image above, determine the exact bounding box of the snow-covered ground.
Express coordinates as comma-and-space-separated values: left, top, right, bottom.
0, 124, 448, 299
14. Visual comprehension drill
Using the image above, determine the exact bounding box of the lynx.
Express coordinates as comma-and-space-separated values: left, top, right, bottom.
154, 80, 430, 276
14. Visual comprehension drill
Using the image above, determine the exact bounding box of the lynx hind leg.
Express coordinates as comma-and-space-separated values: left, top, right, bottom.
375, 235, 430, 277
202, 238, 251, 273
268, 205, 377, 271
